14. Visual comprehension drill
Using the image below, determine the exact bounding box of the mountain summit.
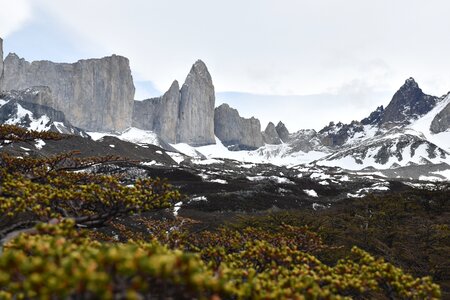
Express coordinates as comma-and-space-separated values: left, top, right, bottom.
381, 77, 438, 126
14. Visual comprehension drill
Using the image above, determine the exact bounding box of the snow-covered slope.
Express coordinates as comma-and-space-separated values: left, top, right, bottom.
169, 137, 327, 166
87, 127, 175, 151
316, 127, 449, 170
0, 99, 87, 137
408, 93, 450, 151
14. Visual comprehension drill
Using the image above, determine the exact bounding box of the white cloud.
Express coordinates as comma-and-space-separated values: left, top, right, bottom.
0, 0, 32, 37
32, 0, 450, 98
7, 0, 450, 130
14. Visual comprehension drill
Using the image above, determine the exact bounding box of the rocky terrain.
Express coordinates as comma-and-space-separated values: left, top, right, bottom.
0, 88, 87, 136
0, 36, 449, 185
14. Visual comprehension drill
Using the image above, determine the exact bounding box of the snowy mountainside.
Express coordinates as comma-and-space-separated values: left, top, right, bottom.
315, 127, 449, 170
314, 92, 450, 171
0, 90, 87, 137
408, 92, 450, 151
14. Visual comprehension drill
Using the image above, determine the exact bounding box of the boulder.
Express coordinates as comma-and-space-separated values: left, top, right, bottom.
1, 53, 135, 132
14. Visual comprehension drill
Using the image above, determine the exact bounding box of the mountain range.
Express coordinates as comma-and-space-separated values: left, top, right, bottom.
0, 37, 449, 181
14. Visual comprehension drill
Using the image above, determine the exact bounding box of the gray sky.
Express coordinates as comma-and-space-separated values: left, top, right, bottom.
1, 0, 450, 131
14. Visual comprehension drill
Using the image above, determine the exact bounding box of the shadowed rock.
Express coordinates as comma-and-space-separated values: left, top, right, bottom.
133, 81, 180, 143
381, 78, 438, 126
0, 87, 86, 136
430, 100, 450, 133
276, 121, 290, 142
262, 122, 282, 144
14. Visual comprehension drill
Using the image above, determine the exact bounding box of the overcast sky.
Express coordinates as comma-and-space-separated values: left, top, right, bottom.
1, 0, 450, 131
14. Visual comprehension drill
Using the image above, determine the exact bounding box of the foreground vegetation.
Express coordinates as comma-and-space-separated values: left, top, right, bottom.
0, 125, 446, 299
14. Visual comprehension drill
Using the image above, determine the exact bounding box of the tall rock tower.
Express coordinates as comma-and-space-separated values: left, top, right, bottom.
177, 60, 216, 146
132, 60, 216, 146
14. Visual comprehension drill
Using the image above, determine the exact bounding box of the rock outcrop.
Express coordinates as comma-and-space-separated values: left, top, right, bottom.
132, 81, 180, 143
0, 87, 86, 136
0, 38, 3, 87
381, 78, 438, 126
361, 105, 384, 126
132, 60, 215, 146
177, 60, 216, 146
430, 101, 450, 133
275, 121, 290, 142
214, 104, 264, 150
1, 53, 135, 132
262, 122, 282, 144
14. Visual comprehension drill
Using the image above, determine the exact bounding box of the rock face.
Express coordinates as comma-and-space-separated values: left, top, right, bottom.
214, 104, 264, 150
132, 81, 180, 143
0, 38, 3, 87
275, 121, 290, 142
0, 87, 86, 136
381, 78, 438, 126
1, 53, 135, 132
361, 105, 384, 126
132, 60, 215, 145
177, 60, 215, 146
262, 122, 282, 144
318, 121, 365, 147
430, 101, 450, 133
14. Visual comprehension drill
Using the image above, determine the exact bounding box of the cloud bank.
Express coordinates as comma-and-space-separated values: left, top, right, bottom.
0, 0, 32, 37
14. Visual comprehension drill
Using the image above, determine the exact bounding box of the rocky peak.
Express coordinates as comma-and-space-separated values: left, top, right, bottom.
381, 77, 438, 126
214, 103, 264, 150
275, 121, 290, 142
262, 122, 282, 145
403, 77, 419, 89
187, 60, 212, 85
361, 105, 384, 126
178, 60, 216, 146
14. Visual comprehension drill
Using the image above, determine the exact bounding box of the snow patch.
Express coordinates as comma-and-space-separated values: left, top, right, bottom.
303, 189, 318, 197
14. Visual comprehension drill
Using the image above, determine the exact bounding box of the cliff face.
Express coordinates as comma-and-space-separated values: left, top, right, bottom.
0, 38, 3, 87
214, 103, 264, 150
132, 81, 180, 143
1, 53, 135, 132
132, 60, 216, 146
178, 60, 216, 146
